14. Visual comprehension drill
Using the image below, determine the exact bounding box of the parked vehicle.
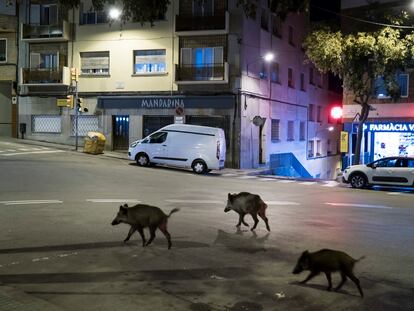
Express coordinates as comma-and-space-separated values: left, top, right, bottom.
343, 156, 414, 189
128, 124, 226, 174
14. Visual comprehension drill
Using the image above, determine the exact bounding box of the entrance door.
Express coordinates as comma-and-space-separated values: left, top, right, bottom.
113, 116, 129, 150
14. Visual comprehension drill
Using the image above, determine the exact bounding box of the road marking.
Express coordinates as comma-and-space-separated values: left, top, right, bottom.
237, 175, 257, 179
0, 200, 63, 205
299, 181, 317, 185
222, 173, 238, 177
1, 150, 65, 156
322, 181, 339, 187
6, 149, 16, 152
277, 180, 295, 183
259, 178, 278, 181
266, 201, 300, 205
325, 202, 392, 209
165, 199, 223, 204
86, 199, 141, 203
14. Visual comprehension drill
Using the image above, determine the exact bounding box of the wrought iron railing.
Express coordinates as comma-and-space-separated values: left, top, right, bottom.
175, 64, 226, 81
22, 21, 69, 40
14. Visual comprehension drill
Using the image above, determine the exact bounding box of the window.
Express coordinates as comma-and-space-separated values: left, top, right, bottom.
134, 49, 166, 74
30, 52, 58, 69
271, 119, 280, 141
407, 159, 414, 167
259, 61, 268, 80
375, 74, 409, 98
375, 158, 398, 167
149, 131, 168, 144
299, 121, 305, 141
318, 72, 324, 88
261, 8, 269, 31
300, 73, 305, 91
288, 26, 294, 45
309, 67, 314, 85
80, 51, 109, 75
308, 104, 315, 121
327, 139, 332, 155
71, 115, 99, 136
287, 121, 294, 141
308, 140, 314, 157
193, 0, 214, 17
317, 106, 322, 122
270, 62, 280, 83
288, 68, 294, 88
0, 39, 6, 62
80, 10, 108, 25
30, 4, 57, 25
181, 46, 224, 80
271, 15, 282, 37
32, 115, 61, 133
316, 140, 322, 156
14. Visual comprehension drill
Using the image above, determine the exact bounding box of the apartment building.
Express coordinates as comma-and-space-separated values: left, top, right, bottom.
0, 0, 17, 137
341, 0, 414, 164
16, 0, 342, 177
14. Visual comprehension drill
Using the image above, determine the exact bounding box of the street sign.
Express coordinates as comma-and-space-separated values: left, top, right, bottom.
340, 131, 348, 153
57, 98, 70, 107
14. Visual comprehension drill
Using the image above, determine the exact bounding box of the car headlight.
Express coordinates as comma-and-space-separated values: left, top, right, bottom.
130, 141, 138, 148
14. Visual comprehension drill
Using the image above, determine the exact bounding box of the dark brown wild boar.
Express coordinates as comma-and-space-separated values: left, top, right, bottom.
111, 203, 179, 249
292, 249, 365, 297
224, 192, 270, 231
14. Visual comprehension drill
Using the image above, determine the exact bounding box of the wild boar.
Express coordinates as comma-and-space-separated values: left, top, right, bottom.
111, 203, 179, 249
292, 249, 365, 297
224, 192, 270, 231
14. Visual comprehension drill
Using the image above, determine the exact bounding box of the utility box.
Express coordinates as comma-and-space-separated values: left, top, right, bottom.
84, 132, 106, 154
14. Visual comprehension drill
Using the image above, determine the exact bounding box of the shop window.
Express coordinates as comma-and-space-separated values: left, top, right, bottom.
308, 104, 315, 121
0, 39, 6, 62
270, 62, 280, 83
271, 119, 280, 141
287, 121, 294, 141
299, 121, 305, 141
288, 68, 294, 88
375, 74, 409, 98
134, 49, 166, 74
80, 51, 109, 75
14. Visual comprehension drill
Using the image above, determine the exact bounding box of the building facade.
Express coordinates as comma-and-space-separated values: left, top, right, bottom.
17, 0, 342, 178
0, 0, 18, 137
341, 0, 414, 166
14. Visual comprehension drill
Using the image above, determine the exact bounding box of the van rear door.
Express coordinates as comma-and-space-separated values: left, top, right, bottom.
217, 129, 226, 168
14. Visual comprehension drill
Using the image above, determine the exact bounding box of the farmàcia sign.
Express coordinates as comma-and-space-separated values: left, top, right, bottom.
363, 122, 414, 132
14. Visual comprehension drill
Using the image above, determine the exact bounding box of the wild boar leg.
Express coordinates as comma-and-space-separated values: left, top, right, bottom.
335, 272, 347, 292
325, 272, 333, 291
347, 272, 364, 298
236, 213, 243, 227
124, 226, 137, 243
136, 227, 146, 247
241, 214, 249, 227
258, 210, 270, 231
158, 222, 172, 249
145, 225, 157, 246
250, 213, 259, 231
300, 271, 319, 284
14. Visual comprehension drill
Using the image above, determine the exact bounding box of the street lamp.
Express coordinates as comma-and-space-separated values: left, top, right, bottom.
108, 8, 121, 20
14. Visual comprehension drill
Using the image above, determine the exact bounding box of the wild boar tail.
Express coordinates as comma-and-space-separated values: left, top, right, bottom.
168, 208, 180, 217
356, 255, 366, 262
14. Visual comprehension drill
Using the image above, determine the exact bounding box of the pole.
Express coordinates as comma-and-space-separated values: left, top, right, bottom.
75, 80, 79, 151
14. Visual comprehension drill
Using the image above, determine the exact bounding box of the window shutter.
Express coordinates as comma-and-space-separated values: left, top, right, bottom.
30, 53, 41, 68
181, 48, 192, 65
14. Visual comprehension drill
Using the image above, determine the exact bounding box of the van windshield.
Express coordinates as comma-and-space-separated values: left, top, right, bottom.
148, 132, 168, 144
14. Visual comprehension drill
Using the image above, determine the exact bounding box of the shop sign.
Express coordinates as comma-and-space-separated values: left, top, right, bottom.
340, 131, 348, 153
363, 122, 414, 132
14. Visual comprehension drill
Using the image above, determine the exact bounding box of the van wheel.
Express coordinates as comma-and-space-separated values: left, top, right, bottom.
350, 173, 367, 189
192, 160, 207, 174
136, 153, 150, 167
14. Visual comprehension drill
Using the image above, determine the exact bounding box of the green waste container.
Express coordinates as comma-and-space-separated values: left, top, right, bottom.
84, 132, 106, 154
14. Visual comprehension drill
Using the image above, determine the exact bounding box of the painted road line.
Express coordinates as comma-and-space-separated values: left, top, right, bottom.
0, 200, 63, 205
18, 148, 33, 151
237, 175, 258, 179
325, 202, 392, 209
1, 150, 65, 156
259, 178, 278, 181
86, 199, 141, 203
299, 181, 317, 185
266, 201, 300, 205
322, 181, 339, 187
221, 173, 238, 177
277, 180, 296, 183
6, 149, 16, 152
165, 199, 223, 204
387, 192, 412, 196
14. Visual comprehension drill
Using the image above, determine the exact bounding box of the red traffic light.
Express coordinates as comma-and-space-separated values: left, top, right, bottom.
330, 106, 343, 120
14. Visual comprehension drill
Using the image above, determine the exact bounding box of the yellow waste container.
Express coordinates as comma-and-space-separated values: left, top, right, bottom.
84, 132, 106, 154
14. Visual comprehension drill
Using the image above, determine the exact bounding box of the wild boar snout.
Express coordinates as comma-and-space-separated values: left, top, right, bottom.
111, 218, 120, 225
224, 206, 231, 212
292, 265, 303, 274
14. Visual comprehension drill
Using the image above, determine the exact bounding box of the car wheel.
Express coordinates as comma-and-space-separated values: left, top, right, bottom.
192, 160, 207, 174
350, 173, 367, 189
136, 153, 150, 167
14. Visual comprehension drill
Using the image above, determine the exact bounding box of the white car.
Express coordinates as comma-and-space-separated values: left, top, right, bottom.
343, 157, 414, 189
128, 124, 226, 174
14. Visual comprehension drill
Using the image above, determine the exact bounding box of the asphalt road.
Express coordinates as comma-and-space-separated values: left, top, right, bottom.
0, 140, 413, 311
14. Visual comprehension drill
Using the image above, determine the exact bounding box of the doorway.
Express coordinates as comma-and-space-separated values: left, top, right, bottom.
112, 115, 129, 150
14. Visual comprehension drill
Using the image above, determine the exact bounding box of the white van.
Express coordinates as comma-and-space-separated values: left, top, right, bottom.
128, 124, 226, 174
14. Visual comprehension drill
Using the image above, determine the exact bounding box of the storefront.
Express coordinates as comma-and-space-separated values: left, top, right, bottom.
97, 95, 237, 167
343, 121, 414, 166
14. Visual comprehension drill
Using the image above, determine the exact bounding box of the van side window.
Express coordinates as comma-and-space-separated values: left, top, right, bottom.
149, 132, 167, 144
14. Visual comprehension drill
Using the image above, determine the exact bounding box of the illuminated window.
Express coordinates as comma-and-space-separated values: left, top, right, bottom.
80, 51, 109, 75
134, 49, 166, 74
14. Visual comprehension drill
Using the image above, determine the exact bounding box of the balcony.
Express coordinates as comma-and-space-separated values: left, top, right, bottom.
20, 67, 70, 86
175, 11, 229, 36
21, 21, 71, 42
175, 63, 228, 85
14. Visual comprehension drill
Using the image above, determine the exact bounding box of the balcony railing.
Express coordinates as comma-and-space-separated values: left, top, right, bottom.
22, 21, 70, 42
175, 63, 228, 84
175, 12, 229, 35
20, 67, 70, 86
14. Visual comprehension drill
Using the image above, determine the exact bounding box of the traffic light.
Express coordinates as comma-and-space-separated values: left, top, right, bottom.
329, 106, 343, 124
70, 67, 79, 82
77, 98, 88, 113
66, 95, 74, 108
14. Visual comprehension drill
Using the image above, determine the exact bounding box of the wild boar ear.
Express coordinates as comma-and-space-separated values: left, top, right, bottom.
302, 250, 309, 257
123, 203, 128, 208
228, 193, 232, 200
